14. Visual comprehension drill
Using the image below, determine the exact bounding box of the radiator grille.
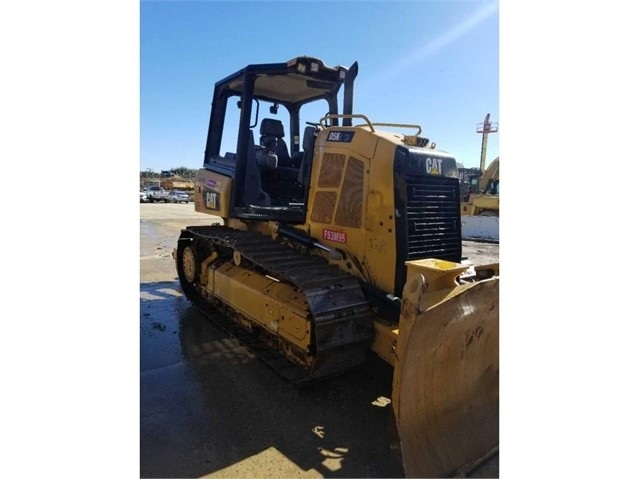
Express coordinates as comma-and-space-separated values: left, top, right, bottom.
404, 175, 461, 262
311, 191, 337, 224
318, 153, 345, 188
335, 157, 364, 228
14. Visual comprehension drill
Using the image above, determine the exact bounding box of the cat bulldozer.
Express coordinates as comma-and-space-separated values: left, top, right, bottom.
174, 56, 499, 478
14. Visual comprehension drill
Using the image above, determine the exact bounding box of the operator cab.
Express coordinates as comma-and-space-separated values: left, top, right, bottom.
203, 56, 357, 223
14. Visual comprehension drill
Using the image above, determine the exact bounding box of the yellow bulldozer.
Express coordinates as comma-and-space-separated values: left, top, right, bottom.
174, 56, 499, 477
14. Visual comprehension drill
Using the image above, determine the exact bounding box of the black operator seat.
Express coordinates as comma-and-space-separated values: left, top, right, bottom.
259, 118, 294, 167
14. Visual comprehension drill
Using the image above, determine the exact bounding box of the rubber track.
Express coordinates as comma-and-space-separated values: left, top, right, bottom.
178, 225, 373, 386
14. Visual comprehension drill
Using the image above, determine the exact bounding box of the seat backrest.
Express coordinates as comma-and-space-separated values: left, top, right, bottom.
244, 129, 271, 205
297, 125, 318, 185
260, 118, 285, 139
259, 118, 292, 166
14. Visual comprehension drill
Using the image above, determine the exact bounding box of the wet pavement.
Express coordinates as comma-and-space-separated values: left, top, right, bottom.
140, 203, 499, 478
140, 280, 405, 478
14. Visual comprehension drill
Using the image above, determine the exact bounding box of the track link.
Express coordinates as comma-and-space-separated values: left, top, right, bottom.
176, 225, 373, 385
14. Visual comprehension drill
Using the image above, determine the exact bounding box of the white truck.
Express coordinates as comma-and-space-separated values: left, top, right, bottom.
144, 185, 170, 203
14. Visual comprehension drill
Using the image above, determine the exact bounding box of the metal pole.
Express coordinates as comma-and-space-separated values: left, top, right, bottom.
477, 113, 498, 173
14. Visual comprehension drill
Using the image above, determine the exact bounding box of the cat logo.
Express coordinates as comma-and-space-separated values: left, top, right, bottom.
426, 157, 442, 175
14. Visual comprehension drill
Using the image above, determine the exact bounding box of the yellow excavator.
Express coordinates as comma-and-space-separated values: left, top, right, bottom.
174, 56, 499, 477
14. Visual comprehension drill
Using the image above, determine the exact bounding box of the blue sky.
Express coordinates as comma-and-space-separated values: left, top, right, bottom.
140, 0, 499, 172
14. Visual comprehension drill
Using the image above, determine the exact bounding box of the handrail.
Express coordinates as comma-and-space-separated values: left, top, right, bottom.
320, 114, 375, 132
320, 114, 423, 137
365, 122, 422, 136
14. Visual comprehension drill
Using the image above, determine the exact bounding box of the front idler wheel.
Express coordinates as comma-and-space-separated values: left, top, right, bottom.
182, 245, 197, 283
177, 240, 200, 301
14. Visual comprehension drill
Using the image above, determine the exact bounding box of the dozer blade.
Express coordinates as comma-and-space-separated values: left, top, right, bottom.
392, 272, 499, 478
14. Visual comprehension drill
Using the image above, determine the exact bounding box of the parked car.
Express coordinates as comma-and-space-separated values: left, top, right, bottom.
167, 190, 189, 203
140, 190, 148, 203
144, 185, 170, 202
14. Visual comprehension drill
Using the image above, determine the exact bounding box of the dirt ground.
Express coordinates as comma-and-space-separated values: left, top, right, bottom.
461, 240, 499, 267
140, 202, 499, 478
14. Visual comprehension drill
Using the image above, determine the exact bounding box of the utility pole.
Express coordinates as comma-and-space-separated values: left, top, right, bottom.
477, 113, 498, 173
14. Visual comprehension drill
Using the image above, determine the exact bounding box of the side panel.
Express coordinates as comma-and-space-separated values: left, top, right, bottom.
194, 168, 233, 218
363, 138, 400, 294
306, 128, 376, 278
211, 262, 312, 351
